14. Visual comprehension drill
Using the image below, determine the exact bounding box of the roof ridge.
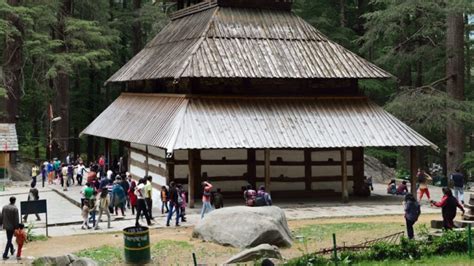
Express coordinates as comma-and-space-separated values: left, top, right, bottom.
170, 1, 218, 21
173, 6, 220, 81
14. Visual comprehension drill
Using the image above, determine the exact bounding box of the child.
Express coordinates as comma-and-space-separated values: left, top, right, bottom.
14, 224, 26, 260
81, 199, 91, 229
161, 186, 169, 214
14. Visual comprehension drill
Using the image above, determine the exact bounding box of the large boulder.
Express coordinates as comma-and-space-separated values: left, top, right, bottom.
225, 244, 282, 264
192, 206, 292, 248
70, 258, 99, 266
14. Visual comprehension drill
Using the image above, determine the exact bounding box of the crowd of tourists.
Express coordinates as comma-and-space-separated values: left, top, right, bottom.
402, 168, 466, 240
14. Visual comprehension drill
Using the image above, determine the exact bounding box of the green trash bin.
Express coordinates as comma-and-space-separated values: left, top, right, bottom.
123, 226, 151, 264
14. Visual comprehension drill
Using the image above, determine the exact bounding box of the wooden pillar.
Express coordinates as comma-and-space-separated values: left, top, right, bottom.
188, 150, 201, 209
145, 145, 149, 176
352, 148, 364, 194
264, 149, 271, 192
304, 150, 312, 191
410, 147, 418, 196
105, 139, 111, 171
247, 149, 257, 188
341, 148, 349, 203
166, 154, 175, 184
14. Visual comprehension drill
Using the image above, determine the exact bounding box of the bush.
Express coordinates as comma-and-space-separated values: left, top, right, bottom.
286, 231, 469, 265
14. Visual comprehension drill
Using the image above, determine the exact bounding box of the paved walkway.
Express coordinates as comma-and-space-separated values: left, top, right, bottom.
0, 181, 458, 239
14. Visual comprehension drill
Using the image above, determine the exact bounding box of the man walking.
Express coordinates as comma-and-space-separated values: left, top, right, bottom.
1, 197, 19, 259
23, 183, 41, 222
145, 176, 153, 219
135, 178, 152, 227
450, 169, 465, 204
166, 181, 180, 227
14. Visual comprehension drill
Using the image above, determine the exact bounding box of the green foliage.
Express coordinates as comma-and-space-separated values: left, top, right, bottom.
26, 223, 48, 242
74, 245, 123, 266
152, 239, 193, 258
287, 230, 468, 265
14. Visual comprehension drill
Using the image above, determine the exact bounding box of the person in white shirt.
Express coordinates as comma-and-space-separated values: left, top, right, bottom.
135, 178, 152, 227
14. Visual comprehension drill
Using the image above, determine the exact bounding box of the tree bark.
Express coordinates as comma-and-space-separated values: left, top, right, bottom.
339, 0, 346, 27
52, 0, 72, 160
2, 0, 23, 123
446, 11, 465, 175
132, 0, 142, 55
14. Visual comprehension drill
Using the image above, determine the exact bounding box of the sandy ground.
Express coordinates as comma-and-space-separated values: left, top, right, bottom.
20, 213, 443, 265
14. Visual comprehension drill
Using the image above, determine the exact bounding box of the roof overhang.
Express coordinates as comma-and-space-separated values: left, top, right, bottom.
81, 93, 437, 152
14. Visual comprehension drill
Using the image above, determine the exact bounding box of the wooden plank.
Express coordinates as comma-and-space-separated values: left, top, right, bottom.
130, 158, 168, 178
341, 148, 349, 203
129, 146, 167, 164
304, 150, 311, 191
410, 147, 417, 196
247, 149, 257, 188
173, 159, 355, 166
264, 149, 271, 192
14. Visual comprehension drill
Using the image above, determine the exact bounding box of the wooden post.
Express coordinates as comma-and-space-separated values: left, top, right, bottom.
304, 150, 312, 191
105, 139, 111, 171
166, 153, 175, 184
188, 150, 201, 209
341, 148, 349, 203
410, 147, 418, 196
247, 149, 257, 188
264, 149, 271, 192
145, 145, 149, 176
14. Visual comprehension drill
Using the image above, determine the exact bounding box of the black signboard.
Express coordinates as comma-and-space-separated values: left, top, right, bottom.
20, 199, 48, 236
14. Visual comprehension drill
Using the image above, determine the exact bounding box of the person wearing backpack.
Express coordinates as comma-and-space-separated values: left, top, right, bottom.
243, 184, 257, 207
417, 168, 432, 202
403, 193, 420, 239
450, 169, 465, 204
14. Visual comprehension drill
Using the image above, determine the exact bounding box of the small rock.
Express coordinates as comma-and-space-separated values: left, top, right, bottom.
225, 244, 282, 264
70, 257, 99, 266
67, 254, 79, 262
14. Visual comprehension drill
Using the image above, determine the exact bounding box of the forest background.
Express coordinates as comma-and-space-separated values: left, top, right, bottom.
0, 0, 473, 178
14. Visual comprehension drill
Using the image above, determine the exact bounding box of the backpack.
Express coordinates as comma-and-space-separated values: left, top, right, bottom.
177, 190, 184, 205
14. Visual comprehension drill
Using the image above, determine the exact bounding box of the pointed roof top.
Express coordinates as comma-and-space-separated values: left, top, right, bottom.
107, 2, 392, 83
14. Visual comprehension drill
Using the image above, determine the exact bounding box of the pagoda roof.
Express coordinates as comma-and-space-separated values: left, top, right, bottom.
107, 1, 392, 83
81, 93, 435, 151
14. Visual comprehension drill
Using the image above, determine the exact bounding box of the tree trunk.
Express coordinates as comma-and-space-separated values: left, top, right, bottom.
339, 0, 346, 27
132, 0, 142, 55
53, 0, 72, 160
446, 11, 465, 175
2, 0, 23, 123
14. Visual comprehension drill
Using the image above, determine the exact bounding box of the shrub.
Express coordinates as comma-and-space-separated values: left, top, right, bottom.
284, 254, 331, 266
431, 230, 467, 254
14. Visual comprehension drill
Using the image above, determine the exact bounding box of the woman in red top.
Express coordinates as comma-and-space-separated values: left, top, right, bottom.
431, 187, 465, 229
128, 180, 137, 215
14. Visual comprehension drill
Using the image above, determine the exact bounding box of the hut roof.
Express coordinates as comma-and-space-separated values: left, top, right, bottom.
107, 2, 392, 83
0, 124, 18, 152
81, 93, 436, 152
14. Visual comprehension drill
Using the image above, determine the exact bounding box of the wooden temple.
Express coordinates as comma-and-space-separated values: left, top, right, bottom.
82, 0, 436, 207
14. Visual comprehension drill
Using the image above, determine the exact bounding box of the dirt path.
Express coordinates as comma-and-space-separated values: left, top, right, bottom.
24, 213, 443, 264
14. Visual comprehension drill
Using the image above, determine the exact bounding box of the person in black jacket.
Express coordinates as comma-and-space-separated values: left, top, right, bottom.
166, 181, 180, 227
403, 193, 420, 239
431, 187, 465, 230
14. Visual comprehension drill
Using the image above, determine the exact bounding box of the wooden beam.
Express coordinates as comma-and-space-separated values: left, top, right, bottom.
264, 149, 271, 192
410, 147, 418, 196
341, 148, 349, 203
173, 175, 355, 183
304, 150, 311, 191
247, 149, 257, 188
173, 159, 356, 166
